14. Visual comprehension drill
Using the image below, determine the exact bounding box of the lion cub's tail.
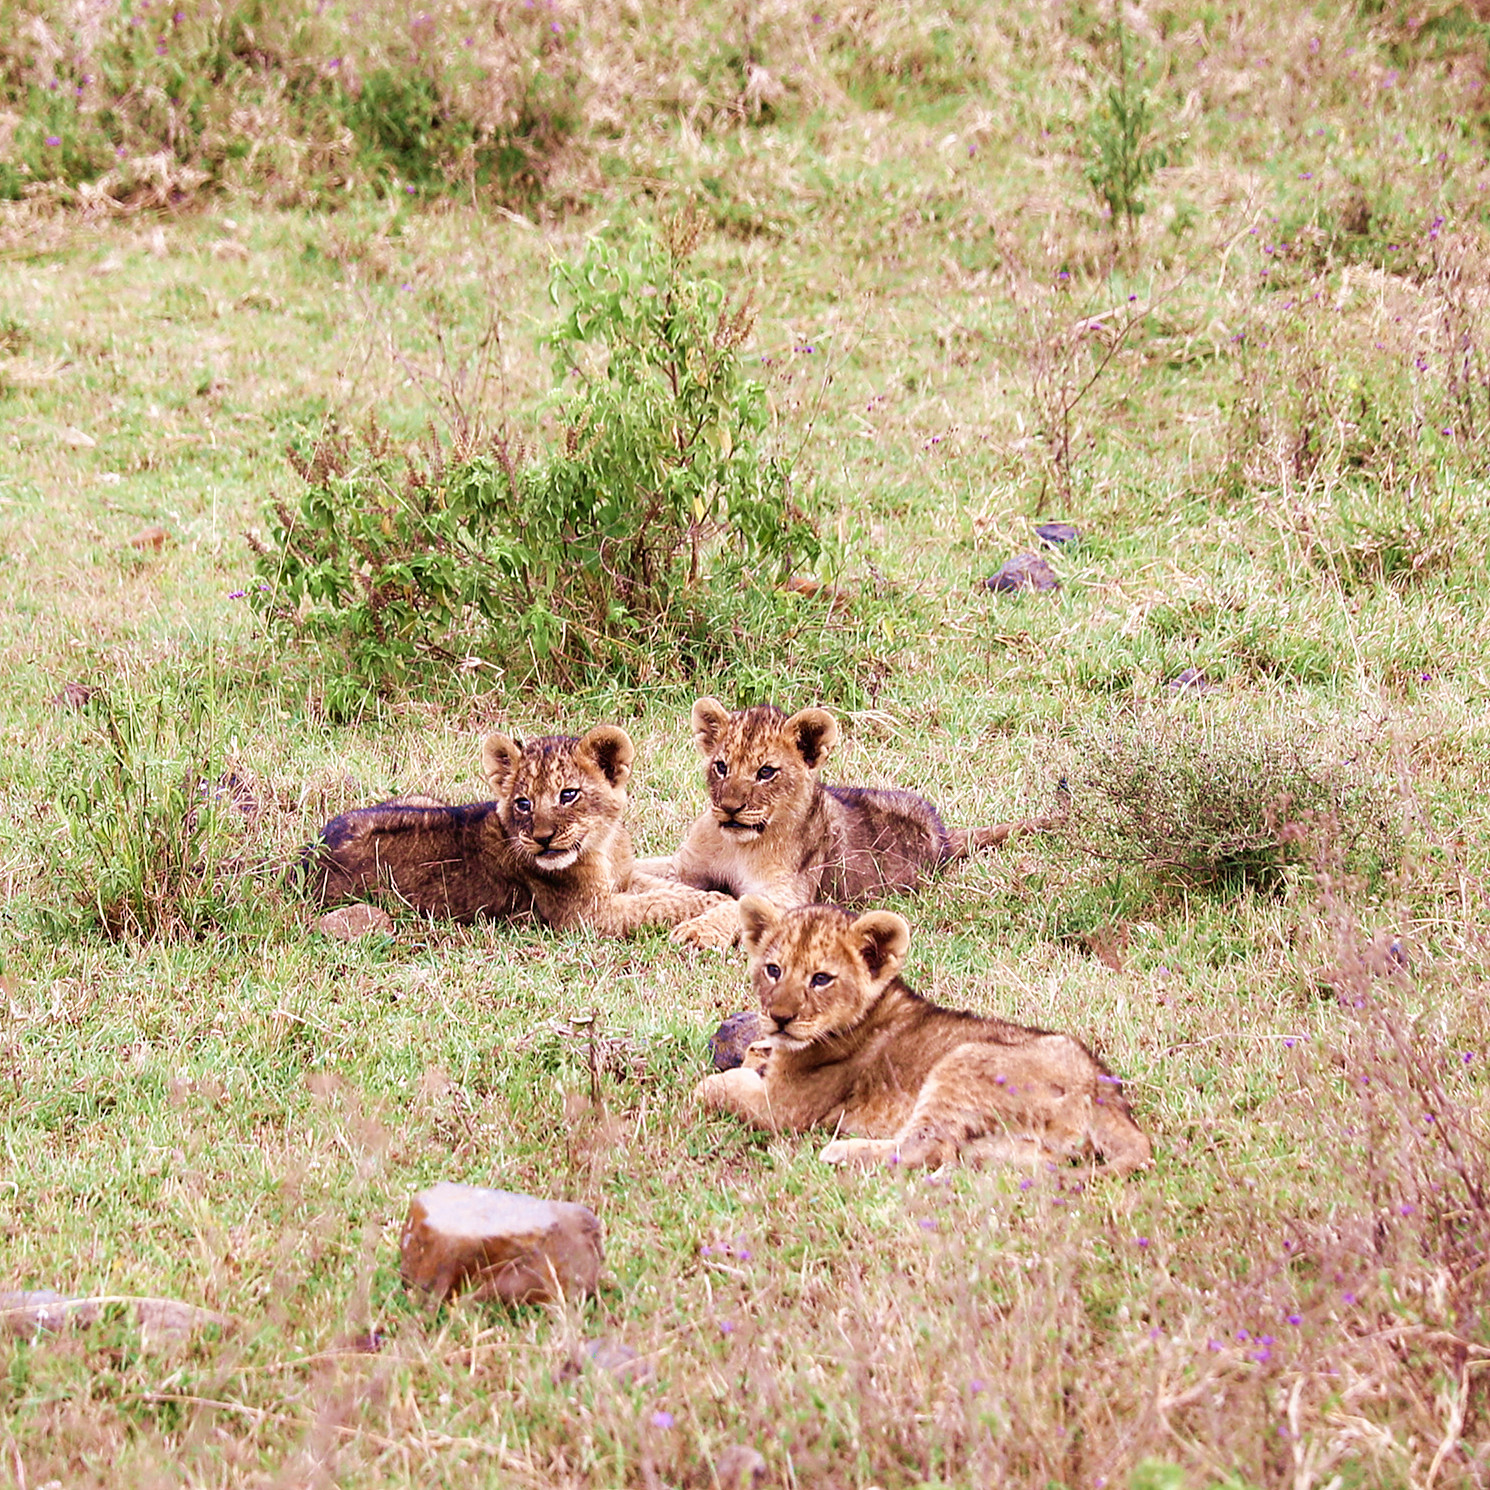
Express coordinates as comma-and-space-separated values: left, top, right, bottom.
943, 812, 1062, 859
945, 777, 1071, 860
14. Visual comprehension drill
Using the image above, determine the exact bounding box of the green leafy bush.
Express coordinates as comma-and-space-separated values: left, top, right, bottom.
253, 218, 823, 705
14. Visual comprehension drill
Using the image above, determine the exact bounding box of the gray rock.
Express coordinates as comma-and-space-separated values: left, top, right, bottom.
1166, 667, 1215, 693
710, 1011, 767, 1071
400, 1183, 603, 1306
0, 1290, 96, 1336
316, 903, 395, 940
135, 1299, 228, 1353
1035, 522, 1081, 547
984, 553, 1060, 593
556, 1336, 652, 1385
0, 1291, 226, 1352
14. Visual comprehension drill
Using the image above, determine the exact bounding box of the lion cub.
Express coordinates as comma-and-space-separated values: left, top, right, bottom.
306, 797, 529, 923
695, 897, 1152, 1174
651, 698, 1041, 949
480, 724, 730, 935
306, 725, 727, 936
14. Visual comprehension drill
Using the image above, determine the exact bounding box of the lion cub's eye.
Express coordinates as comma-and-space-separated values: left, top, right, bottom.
558, 788, 579, 805
513, 797, 532, 814
809, 972, 835, 988
712, 759, 728, 777
755, 764, 778, 781
763, 963, 781, 981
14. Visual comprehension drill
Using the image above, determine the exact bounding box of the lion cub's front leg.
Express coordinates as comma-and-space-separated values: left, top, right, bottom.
695, 1063, 775, 1128
589, 883, 732, 936
671, 898, 744, 950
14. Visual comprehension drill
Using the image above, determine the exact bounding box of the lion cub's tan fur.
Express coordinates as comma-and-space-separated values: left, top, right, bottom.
651, 699, 1039, 949
694, 898, 1152, 1174
480, 724, 729, 935
305, 725, 727, 935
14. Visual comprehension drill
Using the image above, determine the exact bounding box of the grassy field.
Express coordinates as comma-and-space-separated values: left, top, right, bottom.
2, 1, 1489, 1485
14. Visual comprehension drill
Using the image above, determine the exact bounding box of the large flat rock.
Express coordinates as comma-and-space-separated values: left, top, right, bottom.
400, 1183, 603, 1306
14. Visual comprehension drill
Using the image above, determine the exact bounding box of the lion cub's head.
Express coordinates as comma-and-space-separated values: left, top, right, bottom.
690, 698, 838, 839
739, 895, 909, 1048
482, 725, 634, 875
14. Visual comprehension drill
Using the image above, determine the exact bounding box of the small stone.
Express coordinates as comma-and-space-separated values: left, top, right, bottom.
316, 904, 395, 940
338, 1328, 386, 1354
559, 1337, 651, 1384
984, 553, 1060, 593
127, 524, 168, 552
48, 682, 98, 710
710, 1011, 766, 1071
400, 1183, 603, 1306
709, 1445, 768, 1488
135, 1299, 228, 1354
1035, 521, 1081, 547
1166, 667, 1214, 693
62, 427, 97, 449
0, 1292, 224, 1352
0, 1290, 97, 1336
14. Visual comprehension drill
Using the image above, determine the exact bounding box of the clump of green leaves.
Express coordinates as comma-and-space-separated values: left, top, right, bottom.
1061, 717, 1388, 894
1083, 17, 1171, 251
48, 676, 253, 941
254, 216, 823, 706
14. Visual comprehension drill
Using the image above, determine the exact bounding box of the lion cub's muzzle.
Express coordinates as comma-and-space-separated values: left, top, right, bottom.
521, 828, 582, 872
716, 809, 768, 834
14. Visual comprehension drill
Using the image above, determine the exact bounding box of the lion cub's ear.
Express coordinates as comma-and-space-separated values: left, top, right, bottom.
691, 697, 732, 754
482, 732, 523, 793
784, 706, 839, 770
850, 909, 910, 981
738, 895, 782, 953
576, 724, 635, 789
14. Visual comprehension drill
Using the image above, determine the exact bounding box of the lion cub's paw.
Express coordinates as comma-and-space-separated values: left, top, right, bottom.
671, 904, 742, 950
820, 1137, 899, 1167
741, 1039, 774, 1076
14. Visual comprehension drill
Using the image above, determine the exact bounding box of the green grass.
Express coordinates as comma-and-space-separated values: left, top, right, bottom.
2, 1, 1490, 1485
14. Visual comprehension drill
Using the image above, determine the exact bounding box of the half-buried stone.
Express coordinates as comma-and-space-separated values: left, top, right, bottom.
400, 1183, 603, 1306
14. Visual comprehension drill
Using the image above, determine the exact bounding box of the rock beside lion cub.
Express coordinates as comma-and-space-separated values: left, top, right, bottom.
400, 1184, 603, 1305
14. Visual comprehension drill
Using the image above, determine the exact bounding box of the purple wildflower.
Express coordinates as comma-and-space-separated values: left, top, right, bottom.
650, 1410, 674, 1430
228, 589, 247, 599
45, 135, 61, 147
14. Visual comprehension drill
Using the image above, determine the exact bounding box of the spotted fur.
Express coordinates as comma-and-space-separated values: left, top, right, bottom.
695, 898, 1152, 1175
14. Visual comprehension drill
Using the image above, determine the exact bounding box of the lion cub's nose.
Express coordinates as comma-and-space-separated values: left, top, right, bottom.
768, 1013, 792, 1033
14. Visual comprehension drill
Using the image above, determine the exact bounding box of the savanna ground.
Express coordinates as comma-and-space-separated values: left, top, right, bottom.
2, 1, 1490, 1485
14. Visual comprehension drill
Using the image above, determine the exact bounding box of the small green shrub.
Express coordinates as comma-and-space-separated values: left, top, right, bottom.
47, 676, 253, 941
1083, 17, 1173, 250
253, 217, 825, 706
1061, 718, 1390, 894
